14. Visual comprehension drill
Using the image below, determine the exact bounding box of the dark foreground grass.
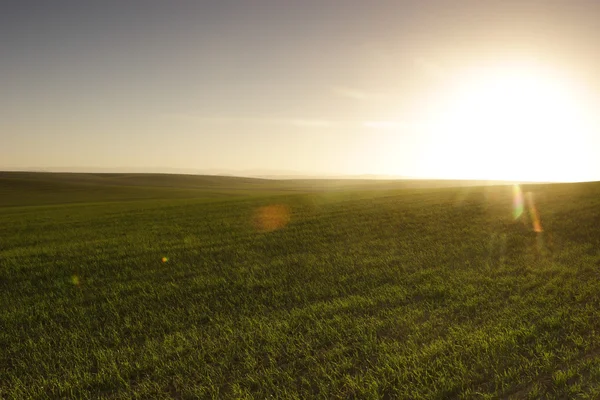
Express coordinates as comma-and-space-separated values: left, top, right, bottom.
2, 174, 600, 398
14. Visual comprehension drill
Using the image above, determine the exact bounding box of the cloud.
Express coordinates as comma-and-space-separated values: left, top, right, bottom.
332, 86, 370, 100
363, 120, 430, 131
162, 114, 346, 129
162, 113, 424, 132
289, 119, 335, 128
362, 121, 407, 130
413, 57, 447, 79
331, 86, 389, 101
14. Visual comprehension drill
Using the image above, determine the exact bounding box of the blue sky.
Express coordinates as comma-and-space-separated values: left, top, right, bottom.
3, 1, 600, 179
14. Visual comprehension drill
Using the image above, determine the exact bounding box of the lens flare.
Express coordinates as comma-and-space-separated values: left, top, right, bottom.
254, 204, 290, 232
513, 184, 524, 219
525, 192, 543, 233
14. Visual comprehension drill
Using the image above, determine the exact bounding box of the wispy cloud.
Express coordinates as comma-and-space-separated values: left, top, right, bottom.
163, 113, 421, 131
362, 121, 406, 130
331, 86, 390, 102
289, 119, 336, 128
413, 57, 447, 79
162, 114, 347, 129
363, 120, 430, 131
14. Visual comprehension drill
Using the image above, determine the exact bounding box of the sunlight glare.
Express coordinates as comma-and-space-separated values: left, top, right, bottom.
512, 184, 524, 219
418, 62, 596, 181
525, 192, 543, 233
254, 204, 290, 232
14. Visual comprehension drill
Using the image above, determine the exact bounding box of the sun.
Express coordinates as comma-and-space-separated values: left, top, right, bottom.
416, 62, 596, 182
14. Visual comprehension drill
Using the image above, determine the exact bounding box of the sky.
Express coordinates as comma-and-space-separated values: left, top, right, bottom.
2, 0, 600, 180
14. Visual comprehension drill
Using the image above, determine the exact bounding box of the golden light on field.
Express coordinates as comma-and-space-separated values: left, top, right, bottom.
254, 204, 290, 232
417, 62, 596, 182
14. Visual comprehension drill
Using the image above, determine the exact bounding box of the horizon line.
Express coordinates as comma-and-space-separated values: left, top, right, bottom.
0, 168, 576, 184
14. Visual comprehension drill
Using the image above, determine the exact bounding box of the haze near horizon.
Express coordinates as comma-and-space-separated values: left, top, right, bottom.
3, 1, 600, 182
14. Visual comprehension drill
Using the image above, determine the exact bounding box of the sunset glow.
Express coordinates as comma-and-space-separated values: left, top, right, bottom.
415, 62, 596, 182
2, 2, 600, 181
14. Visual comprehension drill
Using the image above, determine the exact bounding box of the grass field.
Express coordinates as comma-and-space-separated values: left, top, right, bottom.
3, 172, 600, 398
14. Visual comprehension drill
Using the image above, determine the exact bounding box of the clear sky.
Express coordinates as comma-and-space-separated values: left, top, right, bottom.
3, 0, 600, 180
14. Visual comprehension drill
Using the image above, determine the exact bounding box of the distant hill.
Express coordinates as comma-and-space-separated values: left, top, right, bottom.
0, 171, 528, 207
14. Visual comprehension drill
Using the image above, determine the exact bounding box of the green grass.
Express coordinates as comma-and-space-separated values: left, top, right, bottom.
3, 172, 600, 398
